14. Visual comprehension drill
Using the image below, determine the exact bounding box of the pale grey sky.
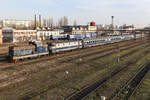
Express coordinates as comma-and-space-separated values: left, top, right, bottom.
0, 0, 150, 25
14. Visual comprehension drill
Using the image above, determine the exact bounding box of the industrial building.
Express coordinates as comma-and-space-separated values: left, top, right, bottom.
119, 24, 144, 30
37, 28, 64, 40
2, 28, 37, 43
0, 19, 33, 29
63, 21, 97, 34
0, 25, 2, 44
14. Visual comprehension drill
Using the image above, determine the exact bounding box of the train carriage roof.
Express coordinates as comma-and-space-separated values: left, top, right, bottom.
47, 40, 81, 45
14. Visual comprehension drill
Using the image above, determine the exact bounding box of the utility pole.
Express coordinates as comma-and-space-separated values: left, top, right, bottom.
132, 25, 136, 39
117, 44, 120, 63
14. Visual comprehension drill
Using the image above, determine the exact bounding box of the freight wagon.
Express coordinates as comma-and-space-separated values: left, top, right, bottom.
9, 41, 49, 62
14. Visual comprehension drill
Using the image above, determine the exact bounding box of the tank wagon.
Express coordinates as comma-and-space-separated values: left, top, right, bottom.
8, 34, 144, 62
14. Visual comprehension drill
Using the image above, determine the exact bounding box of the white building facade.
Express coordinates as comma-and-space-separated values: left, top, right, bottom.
37, 29, 64, 40
2, 28, 37, 43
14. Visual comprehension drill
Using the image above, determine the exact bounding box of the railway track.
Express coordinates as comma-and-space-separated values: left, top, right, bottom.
110, 62, 150, 100
0, 38, 143, 70
0, 53, 7, 61
0, 38, 148, 100
18, 51, 145, 99
64, 44, 150, 100
0, 39, 146, 75
83, 50, 150, 100
0, 45, 113, 69
0, 53, 8, 66
58, 39, 147, 63
89, 41, 147, 62
15, 40, 150, 100
0, 41, 111, 67
65, 67, 129, 100
0, 39, 148, 87
0, 39, 143, 87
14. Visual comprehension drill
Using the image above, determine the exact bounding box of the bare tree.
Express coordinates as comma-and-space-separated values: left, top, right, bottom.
43, 19, 47, 27
50, 17, 54, 28
46, 18, 50, 27
58, 18, 63, 27
73, 20, 77, 26
63, 16, 68, 26
58, 16, 69, 27
45, 17, 53, 27
55, 22, 59, 28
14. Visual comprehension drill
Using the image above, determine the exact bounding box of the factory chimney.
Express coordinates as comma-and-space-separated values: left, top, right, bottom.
111, 16, 114, 34
111, 16, 114, 30
35, 14, 37, 29
39, 14, 41, 27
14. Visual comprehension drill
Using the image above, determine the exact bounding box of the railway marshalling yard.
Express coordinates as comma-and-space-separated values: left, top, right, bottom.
0, 38, 150, 100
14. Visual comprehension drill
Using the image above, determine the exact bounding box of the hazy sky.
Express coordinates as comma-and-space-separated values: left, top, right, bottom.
0, 0, 150, 25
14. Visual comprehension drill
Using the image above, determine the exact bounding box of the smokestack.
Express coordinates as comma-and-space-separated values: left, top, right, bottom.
111, 16, 114, 30
39, 14, 41, 27
35, 14, 37, 29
